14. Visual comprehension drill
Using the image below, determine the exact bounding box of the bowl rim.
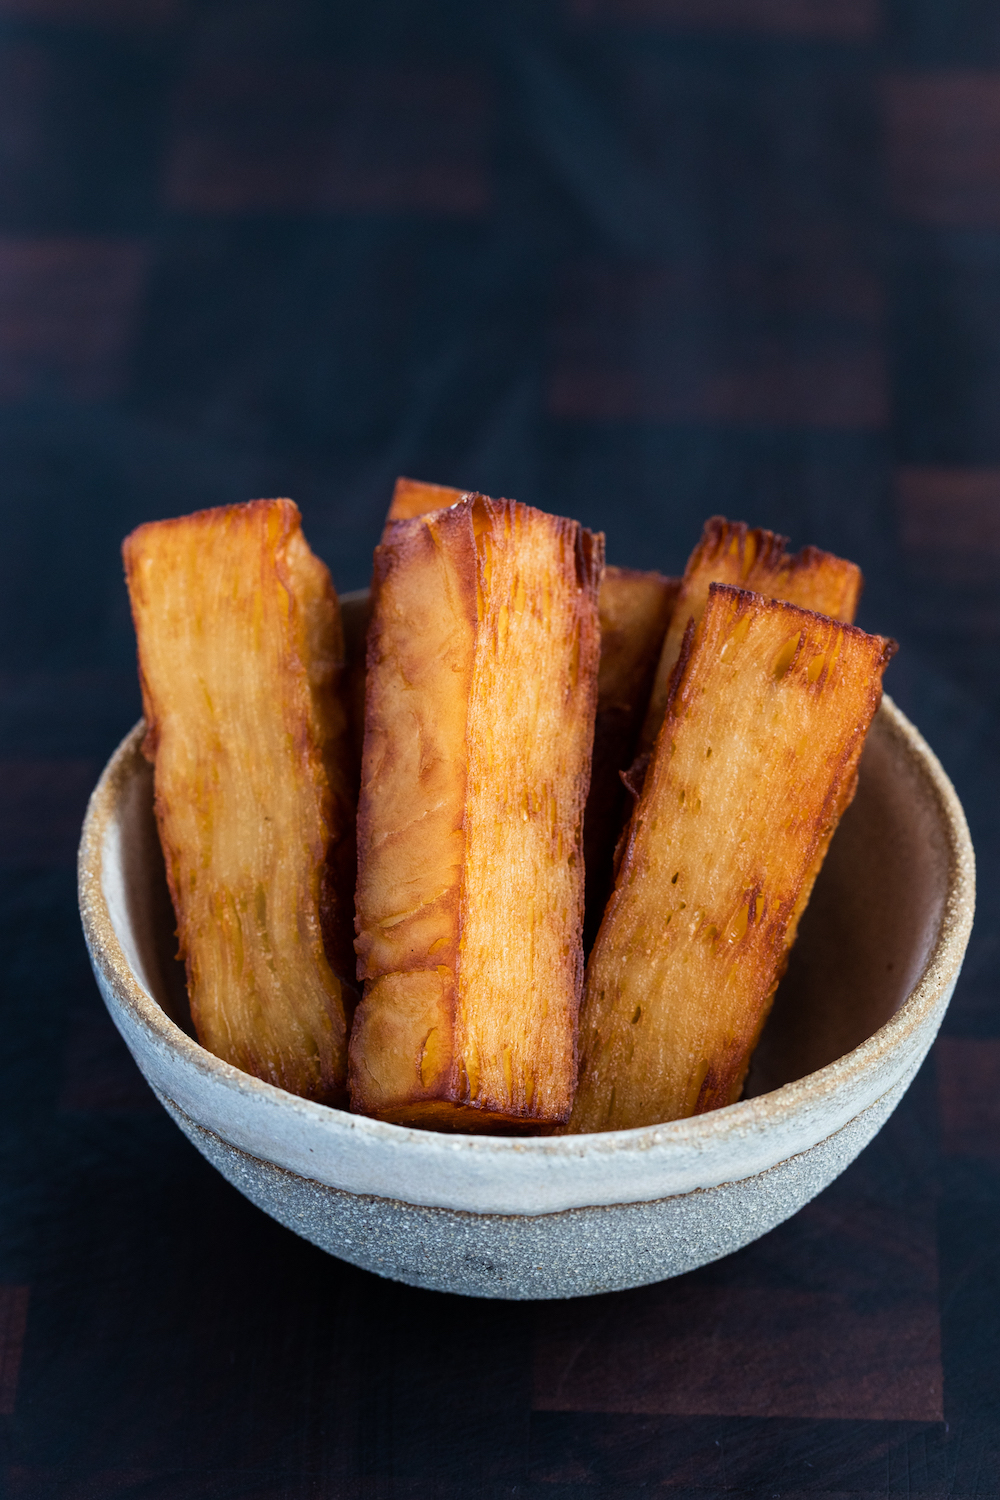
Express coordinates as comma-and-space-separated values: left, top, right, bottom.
79, 693, 975, 1166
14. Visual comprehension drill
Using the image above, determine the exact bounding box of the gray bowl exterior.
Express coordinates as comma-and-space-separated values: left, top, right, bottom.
79, 697, 974, 1300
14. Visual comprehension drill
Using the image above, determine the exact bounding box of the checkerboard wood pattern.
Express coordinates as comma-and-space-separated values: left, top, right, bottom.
1, 0, 998, 1494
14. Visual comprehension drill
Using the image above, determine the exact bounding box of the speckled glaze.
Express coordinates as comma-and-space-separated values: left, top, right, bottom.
78, 695, 974, 1299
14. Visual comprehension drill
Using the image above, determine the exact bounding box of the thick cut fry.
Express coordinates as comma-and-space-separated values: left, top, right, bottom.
639, 518, 863, 756
583, 565, 679, 948
386, 475, 468, 525
351, 494, 604, 1130
339, 478, 474, 771
362, 477, 467, 757
382, 480, 679, 950
123, 500, 355, 1105
569, 583, 895, 1133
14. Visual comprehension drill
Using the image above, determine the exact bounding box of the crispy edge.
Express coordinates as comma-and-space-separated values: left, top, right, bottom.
349, 502, 478, 1119
684, 586, 895, 1113
385, 476, 468, 526
453, 496, 604, 1125
573, 583, 896, 1131
352, 494, 604, 1131
122, 498, 353, 1101
277, 516, 357, 990
638, 517, 863, 757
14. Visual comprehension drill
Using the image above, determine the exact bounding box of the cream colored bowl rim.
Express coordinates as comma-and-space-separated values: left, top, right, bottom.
78, 695, 974, 1167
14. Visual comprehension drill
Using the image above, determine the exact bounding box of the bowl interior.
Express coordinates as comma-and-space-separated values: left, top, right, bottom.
105, 697, 957, 1117
746, 702, 954, 1096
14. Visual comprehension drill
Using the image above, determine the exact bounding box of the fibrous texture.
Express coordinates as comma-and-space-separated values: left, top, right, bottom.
123, 499, 355, 1105
569, 583, 895, 1133
381, 482, 679, 949
639, 517, 863, 756
386, 475, 468, 526
351, 493, 604, 1130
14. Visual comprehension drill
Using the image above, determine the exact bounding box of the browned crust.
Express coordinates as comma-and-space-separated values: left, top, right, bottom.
350, 493, 604, 1130
278, 530, 358, 989
453, 496, 603, 1125
123, 498, 354, 1104
569, 582, 895, 1132
638, 516, 864, 757
369, 1099, 559, 1134
351, 501, 477, 1122
385, 476, 468, 526
379, 487, 677, 968
685, 594, 893, 1113
690, 521, 863, 619
353, 503, 478, 989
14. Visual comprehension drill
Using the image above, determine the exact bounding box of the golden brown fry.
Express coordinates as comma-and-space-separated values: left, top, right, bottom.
386, 475, 467, 526
569, 583, 895, 1133
351, 494, 604, 1130
583, 565, 679, 948
380, 479, 680, 950
123, 500, 355, 1105
638, 518, 863, 757
353, 476, 469, 757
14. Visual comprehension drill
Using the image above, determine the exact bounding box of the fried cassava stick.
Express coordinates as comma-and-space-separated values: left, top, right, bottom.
351, 493, 604, 1130
583, 565, 679, 947
569, 583, 895, 1133
380, 478, 679, 951
123, 500, 355, 1105
385, 475, 468, 525
638, 518, 863, 758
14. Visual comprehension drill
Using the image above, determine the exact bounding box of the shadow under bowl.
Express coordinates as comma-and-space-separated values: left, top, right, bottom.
78, 696, 973, 1300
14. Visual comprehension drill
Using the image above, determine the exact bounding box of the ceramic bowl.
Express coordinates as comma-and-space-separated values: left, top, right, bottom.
78, 694, 973, 1300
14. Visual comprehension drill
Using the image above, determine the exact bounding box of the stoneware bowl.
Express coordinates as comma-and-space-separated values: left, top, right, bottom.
78, 695, 973, 1300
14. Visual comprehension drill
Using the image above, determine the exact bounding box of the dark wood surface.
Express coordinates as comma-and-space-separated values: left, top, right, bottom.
1, 0, 999, 1494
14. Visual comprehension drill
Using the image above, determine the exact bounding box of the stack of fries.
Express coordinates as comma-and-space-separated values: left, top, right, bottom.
124, 483, 895, 1135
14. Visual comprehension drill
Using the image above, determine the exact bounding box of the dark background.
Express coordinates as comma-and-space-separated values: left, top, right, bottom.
2, 0, 1000, 1495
